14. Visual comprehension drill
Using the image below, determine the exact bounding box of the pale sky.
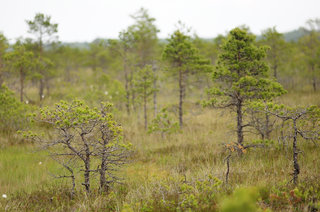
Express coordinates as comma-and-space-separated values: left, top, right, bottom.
0, 0, 319, 42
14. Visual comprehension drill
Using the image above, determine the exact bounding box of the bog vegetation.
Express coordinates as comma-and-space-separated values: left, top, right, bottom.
0, 9, 320, 211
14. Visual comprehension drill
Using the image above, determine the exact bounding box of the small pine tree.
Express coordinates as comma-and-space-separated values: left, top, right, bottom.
0, 85, 30, 133
26, 13, 58, 101
4, 42, 35, 102
260, 27, 287, 79
205, 28, 286, 146
299, 19, 320, 92
163, 30, 211, 128
133, 65, 156, 130
148, 107, 179, 138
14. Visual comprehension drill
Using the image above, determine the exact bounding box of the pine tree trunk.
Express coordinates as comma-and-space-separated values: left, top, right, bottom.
71, 175, 75, 198
99, 146, 109, 193
265, 112, 270, 140
99, 161, 107, 192
39, 78, 45, 101
225, 154, 231, 184
292, 120, 300, 184
130, 71, 136, 112
20, 68, 24, 102
84, 149, 91, 193
124, 58, 130, 115
39, 39, 44, 102
81, 134, 91, 193
273, 64, 278, 80
153, 86, 157, 118
179, 69, 183, 128
311, 65, 316, 92
144, 95, 147, 130
132, 90, 136, 112
313, 78, 316, 92
236, 100, 244, 145
153, 65, 157, 118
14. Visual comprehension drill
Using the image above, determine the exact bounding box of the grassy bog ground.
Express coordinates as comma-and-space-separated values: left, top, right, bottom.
0, 90, 320, 211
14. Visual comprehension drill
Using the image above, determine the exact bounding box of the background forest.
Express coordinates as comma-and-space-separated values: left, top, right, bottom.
0, 8, 320, 211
